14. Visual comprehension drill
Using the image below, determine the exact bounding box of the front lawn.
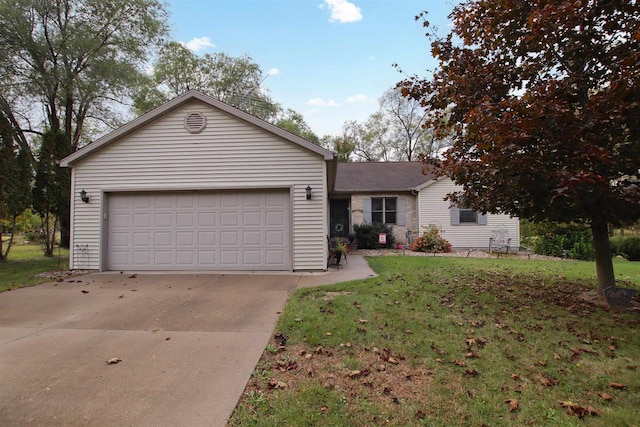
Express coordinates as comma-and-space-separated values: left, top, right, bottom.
230, 256, 639, 426
0, 244, 69, 291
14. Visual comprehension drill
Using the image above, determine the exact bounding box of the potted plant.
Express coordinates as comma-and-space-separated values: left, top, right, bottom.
332, 240, 348, 266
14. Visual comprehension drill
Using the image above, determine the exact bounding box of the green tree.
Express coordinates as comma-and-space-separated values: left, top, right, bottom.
379, 88, 444, 161
135, 42, 279, 121
400, 1, 640, 295
0, 0, 169, 247
338, 88, 450, 162
0, 112, 31, 260
344, 115, 392, 162
274, 108, 320, 144
32, 131, 71, 256
320, 135, 355, 162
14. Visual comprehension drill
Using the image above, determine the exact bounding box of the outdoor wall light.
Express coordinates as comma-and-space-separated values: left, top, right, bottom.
306, 185, 312, 200
79, 189, 89, 203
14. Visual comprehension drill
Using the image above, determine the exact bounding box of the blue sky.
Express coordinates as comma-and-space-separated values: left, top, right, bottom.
166, 0, 455, 137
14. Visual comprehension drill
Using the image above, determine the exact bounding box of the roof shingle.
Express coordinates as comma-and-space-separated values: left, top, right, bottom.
333, 162, 436, 193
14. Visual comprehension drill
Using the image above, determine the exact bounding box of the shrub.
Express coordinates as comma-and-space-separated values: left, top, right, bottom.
410, 226, 452, 253
618, 237, 640, 261
530, 221, 594, 260
353, 223, 396, 249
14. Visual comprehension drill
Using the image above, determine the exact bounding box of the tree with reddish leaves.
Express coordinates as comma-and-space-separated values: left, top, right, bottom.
400, 1, 640, 296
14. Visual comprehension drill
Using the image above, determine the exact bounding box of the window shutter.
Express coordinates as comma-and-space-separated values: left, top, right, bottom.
450, 205, 460, 225
478, 212, 487, 225
363, 198, 372, 223
397, 197, 406, 226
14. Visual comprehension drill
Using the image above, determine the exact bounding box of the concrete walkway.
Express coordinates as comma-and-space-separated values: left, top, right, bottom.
0, 253, 376, 427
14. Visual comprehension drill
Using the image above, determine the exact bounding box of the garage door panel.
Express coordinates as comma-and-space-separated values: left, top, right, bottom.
134, 197, 153, 209
243, 211, 261, 226
243, 231, 261, 245
266, 230, 285, 245
266, 250, 285, 265
198, 212, 216, 226
198, 231, 216, 246
133, 232, 150, 246
243, 250, 261, 265
153, 213, 171, 227
107, 191, 289, 271
266, 211, 285, 226
154, 232, 172, 246
176, 213, 194, 227
198, 251, 215, 264
176, 231, 194, 246
220, 212, 238, 226
134, 251, 151, 265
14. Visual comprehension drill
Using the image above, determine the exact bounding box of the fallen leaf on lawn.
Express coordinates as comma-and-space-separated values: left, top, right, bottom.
415, 410, 427, 420
453, 359, 467, 367
510, 374, 521, 381
609, 382, 627, 389
505, 398, 520, 412
598, 392, 614, 401
465, 337, 476, 348
463, 369, 479, 377
540, 377, 559, 387
553, 352, 561, 360
106, 357, 121, 365
559, 401, 599, 418
466, 351, 480, 359
538, 360, 547, 366
267, 379, 287, 389
347, 368, 370, 379
325, 332, 332, 336
276, 359, 298, 371
358, 318, 369, 324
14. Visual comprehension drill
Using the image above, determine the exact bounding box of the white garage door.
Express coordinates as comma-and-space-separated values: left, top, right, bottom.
106, 190, 290, 271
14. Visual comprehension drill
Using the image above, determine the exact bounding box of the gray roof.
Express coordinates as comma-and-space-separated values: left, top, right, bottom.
333, 162, 437, 193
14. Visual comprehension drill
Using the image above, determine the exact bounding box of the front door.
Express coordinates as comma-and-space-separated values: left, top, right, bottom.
330, 199, 349, 238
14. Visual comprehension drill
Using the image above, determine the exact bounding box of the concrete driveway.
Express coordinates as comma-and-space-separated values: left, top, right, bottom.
0, 254, 376, 426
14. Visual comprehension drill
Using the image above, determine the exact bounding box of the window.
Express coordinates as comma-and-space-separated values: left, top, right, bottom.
459, 208, 478, 223
371, 197, 397, 224
450, 204, 487, 225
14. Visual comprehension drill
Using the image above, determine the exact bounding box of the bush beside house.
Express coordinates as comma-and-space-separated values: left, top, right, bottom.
353, 223, 396, 249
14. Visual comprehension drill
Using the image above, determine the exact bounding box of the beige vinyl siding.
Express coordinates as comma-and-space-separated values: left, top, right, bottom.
70, 100, 327, 271
418, 178, 520, 250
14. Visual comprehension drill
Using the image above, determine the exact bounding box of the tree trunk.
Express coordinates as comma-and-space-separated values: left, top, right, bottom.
60, 214, 71, 249
591, 217, 615, 296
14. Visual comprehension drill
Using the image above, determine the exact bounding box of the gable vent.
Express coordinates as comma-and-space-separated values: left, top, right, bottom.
184, 112, 206, 134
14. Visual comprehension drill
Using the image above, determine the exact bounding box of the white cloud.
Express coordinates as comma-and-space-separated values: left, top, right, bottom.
307, 98, 340, 107
323, 0, 363, 23
346, 94, 368, 103
267, 68, 280, 76
182, 36, 216, 52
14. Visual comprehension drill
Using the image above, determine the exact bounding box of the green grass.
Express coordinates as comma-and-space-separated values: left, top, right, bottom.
230, 256, 640, 426
0, 243, 69, 291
